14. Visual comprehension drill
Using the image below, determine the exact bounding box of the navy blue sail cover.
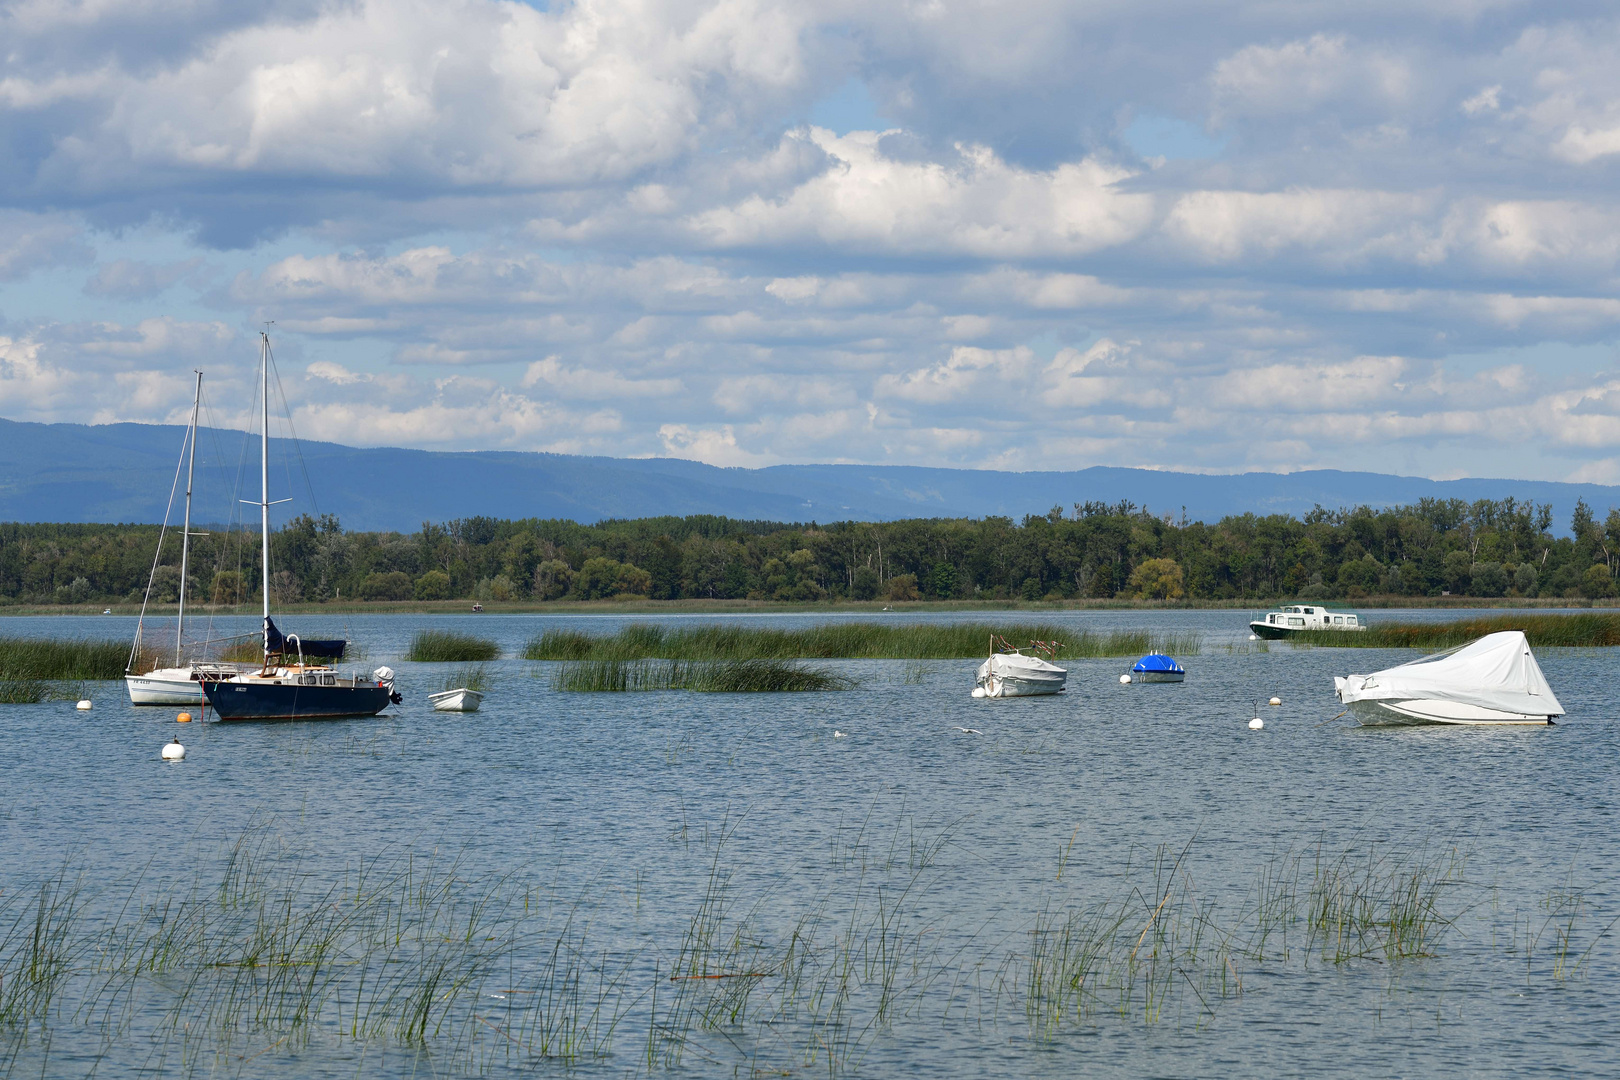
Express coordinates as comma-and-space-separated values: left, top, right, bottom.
263, 617, 347, 660
1131, 653, 1184, 674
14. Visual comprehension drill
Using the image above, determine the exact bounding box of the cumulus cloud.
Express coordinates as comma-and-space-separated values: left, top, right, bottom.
5, 1, 1620, 485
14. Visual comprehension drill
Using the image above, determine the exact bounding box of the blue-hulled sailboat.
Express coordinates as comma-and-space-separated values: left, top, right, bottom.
201, 332, 399, 721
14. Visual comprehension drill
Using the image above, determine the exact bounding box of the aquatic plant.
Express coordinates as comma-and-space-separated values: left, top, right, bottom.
551, 658, 856, 692
0, 637, 128, 681
406, 629, 500, 662
0, 680, 48, 704
525, 622, 1202, 662
437, 663, 493, 693
1292, 612, 1620, 649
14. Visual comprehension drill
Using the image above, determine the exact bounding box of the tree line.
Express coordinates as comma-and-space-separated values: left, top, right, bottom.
3, 496, 1619, 606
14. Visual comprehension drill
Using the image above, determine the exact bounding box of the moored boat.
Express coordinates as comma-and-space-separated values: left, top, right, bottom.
1130, 654, 1185, 682
1250, 605, 1364, 639
1333, 630, 1562, 726
428, 687, 484, 712
198, 332, 398, 722
975, 635, 1067, 697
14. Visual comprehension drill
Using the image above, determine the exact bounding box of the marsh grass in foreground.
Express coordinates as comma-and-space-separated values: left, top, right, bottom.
526, 622, 1202, 662
552, 658, 856, 692
406, 629, 500, 662
4, 813, 1607, 1078
1293, 612, 1620, 649
0, 637, 127, 681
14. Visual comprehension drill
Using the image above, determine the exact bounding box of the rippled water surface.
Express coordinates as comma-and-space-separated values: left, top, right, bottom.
2, 608, 1616, 1077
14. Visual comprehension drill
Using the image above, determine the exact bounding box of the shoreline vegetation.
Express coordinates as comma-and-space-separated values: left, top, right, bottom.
8, 497, 1620, 612
552, 657, 856, 692
524, 622, 1203, 661
1293, 611, 1620, 649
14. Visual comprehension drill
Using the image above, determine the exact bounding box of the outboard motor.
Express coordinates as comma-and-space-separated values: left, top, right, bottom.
372, 666, 403, 704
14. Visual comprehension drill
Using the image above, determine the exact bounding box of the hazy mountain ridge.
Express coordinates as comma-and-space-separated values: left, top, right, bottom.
3, 417, 1617, 533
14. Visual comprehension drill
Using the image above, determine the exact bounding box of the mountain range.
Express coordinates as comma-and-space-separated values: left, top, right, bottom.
3, 417, 1617, 533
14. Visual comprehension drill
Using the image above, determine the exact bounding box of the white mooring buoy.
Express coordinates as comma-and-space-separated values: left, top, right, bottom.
161, 738, 186, 761
970, 686, 987, 698
1248, 717, 1264, 730
1269, 697, 1282, 706
1119, 674, 1132, 684
76, 699, 92, 711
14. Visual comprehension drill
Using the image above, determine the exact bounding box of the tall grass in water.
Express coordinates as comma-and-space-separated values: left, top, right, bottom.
406, 629, 500, 662
527, 622, 1202, 661
437, 663, 492, 693
0, 637, 128, 680
1293, 612, 1620, 649
553, 658, 856, 692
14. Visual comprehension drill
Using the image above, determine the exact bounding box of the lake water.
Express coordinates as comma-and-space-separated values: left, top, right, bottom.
1, 608, 1615, 1078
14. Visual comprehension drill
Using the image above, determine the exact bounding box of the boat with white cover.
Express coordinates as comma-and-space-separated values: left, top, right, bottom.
428, 687, 483, 712
1250, 605, 1364, 639
975, 634, 1067, 697
1333, 630, 1563, 726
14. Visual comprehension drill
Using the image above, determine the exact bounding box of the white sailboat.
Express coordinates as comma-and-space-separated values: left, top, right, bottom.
125, 371, 256, 705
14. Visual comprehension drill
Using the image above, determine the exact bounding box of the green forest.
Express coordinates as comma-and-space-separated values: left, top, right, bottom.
4, 496, 1620, 607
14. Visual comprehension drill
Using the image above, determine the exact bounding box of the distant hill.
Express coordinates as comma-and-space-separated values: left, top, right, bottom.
2, 417, 1617, 533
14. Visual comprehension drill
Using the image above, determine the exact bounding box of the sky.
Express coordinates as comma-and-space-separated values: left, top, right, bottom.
4, 1, 1620, 483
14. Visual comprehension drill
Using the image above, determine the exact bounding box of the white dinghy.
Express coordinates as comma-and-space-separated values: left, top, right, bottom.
428, 688, 484, 712
1334, 630, 1563, 726
975, 635, 1067, 697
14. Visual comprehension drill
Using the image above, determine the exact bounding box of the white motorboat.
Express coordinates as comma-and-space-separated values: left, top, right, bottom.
975, 634, 1067, 697
1250, 605, 1365, 639
428, 688, 484, 712
1334, 630, 1563, 726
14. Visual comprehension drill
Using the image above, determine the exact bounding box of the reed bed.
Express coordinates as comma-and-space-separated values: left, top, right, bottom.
1292, 612, 1620, 649
0, 637, 127, 681
437, 663, 493, 694
526, 622, 1202, 662
552, 658, 856, 692
406, 630, 500, 662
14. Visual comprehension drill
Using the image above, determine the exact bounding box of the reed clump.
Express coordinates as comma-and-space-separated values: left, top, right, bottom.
406, 629, 500, 662
526, 622, 1201, 662
437, 663, 492, 693
1293, 611, 1620, 649
0, 637, 128, 681
552, 658, 856, 692
0, 679, 49, 704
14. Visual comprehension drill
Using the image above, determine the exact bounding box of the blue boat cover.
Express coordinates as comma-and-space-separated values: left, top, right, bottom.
264, 617, 347, 660
1132, 653, 1184, 674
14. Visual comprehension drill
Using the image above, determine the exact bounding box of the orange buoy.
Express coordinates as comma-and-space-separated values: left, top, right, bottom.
177, 712, 193, 723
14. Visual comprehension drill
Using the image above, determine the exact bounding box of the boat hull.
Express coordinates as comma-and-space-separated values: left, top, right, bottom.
429, 688, 483, 712
1248, 621, 1295, 640
1347, 698, 1554, 727
1132, 671, 1185, 683
126, 672, 207, 706
203, 679, 393, 720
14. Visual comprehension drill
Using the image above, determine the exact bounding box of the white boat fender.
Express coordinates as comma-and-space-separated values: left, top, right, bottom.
971, 686, 987, 698
76, 699, 93, 710
1248, 717, 1264, 730
162, 738, 186, 761
1119, 674, 1131, 684
1269, 697, 1282, 706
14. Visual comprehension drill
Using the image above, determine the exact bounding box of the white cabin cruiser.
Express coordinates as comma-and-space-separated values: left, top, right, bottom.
1250, 605, 1365, 639
1334, 631, 1562, 726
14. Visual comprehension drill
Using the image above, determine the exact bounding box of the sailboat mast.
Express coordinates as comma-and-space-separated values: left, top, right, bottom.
175, 371, 202, 666
260, 333, 271, 630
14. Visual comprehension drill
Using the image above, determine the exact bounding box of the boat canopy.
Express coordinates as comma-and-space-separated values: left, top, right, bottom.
1131, 653, 1184, 674
1336, 631, 1563, 716
263, 617, 347, 660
